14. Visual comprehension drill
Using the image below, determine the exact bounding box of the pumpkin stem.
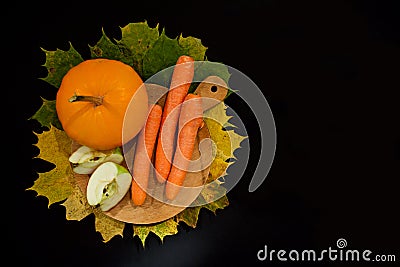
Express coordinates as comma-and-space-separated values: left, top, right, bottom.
69, 93, 103, 107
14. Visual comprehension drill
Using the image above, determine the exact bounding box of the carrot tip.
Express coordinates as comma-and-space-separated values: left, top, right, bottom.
178, 55, 194, 63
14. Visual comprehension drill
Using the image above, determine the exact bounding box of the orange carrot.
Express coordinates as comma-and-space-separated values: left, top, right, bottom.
165, 94, 203, 200
131, 104, 163, 206
155, 55, 195, 183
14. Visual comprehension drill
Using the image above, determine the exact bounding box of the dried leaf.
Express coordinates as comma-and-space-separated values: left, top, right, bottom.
176, 184, 229, 228
204, 102, 247, 178
63, 184, 125, 242
62, 185, 92, 221
94, 209, 125, 243
133, 218, 178, 246
176, 206, 201, 228
29, 126, 74, 206
208, 156, 232, 182
202, 194, 229, 214
201, 182, 227, 203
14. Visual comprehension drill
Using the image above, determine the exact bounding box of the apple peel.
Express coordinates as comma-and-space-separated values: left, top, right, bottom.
87, 162, 132, 211
69, 145, 123, 174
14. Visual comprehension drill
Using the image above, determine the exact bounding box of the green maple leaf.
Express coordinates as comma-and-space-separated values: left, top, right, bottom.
142, 28, 187, 81
178, 35, 208, 61
30, 97, 62, 129
89, 28, 133, 66
41, 43, 83, 88
142, 28, 209, 82
118, 21, 160, 76
192, 61, 231, 92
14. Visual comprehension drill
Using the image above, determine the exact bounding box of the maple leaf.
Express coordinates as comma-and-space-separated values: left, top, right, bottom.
89, 21, 210, 84
204, 102, 247, 182
29, 126, 74, 206
133, 218, 179, 246
62, 184, 92, 221
118, 21, 160, 76
175, 206, 201, 228
90, 21, 160, 75
62, 184, 125, 242
89, 28, 134, 66
40, 43, 83, 88
94, 209, 125, 242
178, 35, 208, 61
142, 28, 210, 82
201, 183, 228, 208
203, 194, 229, 214
176, 184, 229, 229
142, 29, 187, 81
30, 97, 62, 129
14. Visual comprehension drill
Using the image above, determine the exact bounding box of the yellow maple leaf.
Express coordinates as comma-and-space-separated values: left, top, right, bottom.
175, 206, 201, 228
94, 209, 125, 242
30, 126, 124, 242
133, 219, 179, 246
62, 184, 92, 221
63, 183, 125, 243
204, 102, 247, 180
176, 184, 229, 229
29, 126, 74, 206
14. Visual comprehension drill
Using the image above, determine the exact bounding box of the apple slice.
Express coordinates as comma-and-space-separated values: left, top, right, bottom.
69, 145, 124, 174
86, 162, 132, 211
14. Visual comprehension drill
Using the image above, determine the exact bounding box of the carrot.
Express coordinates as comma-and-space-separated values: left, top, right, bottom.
155, 55, 195, 183
131, 104, 163, 206
165, 93, 203, 200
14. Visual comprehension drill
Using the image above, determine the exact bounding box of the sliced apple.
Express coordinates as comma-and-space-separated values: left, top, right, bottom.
69, 145, 124, 174
86, 162, 132, 211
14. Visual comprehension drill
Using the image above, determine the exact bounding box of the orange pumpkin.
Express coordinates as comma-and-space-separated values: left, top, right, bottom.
56, 58, 148, 150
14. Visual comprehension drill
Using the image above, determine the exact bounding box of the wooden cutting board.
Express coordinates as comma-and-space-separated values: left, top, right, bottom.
73, 76, 228, 224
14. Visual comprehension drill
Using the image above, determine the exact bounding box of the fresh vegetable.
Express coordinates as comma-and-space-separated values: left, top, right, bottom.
165, 93, 203, 200
56, 58, 148, 150
86, 161, 132, 211
131, 104, 163, 206
69, 145, 123, 174
155, 55, 195, 183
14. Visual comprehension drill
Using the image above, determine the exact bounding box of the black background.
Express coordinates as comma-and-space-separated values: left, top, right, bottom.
6, 0, 400, 266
